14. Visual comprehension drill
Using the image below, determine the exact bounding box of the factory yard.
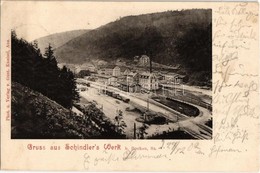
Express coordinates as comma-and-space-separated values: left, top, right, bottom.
76, 79, 212, 139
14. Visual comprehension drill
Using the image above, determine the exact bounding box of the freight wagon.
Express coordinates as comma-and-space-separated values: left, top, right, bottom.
112, 93, 119, 98
121, 96, 130, 103
102, 89, 130, 103
106, 90, 113, 96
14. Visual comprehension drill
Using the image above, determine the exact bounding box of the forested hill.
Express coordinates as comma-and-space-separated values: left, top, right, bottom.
11, 30, 79, 109
35, 29, 89, 54
11, 31, 126, 139
55, 9, 212, 73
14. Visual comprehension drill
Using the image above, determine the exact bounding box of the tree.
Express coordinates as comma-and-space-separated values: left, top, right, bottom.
114, 110, 127, 134
137, 123, 148, 139
11, 30, 79, 109
11, 30, 41, 90
58, 66, 79, 108
77, 70, 91, 78
42, 44, 59, 100
33, 40, 41, 57
44, 44, 56, 61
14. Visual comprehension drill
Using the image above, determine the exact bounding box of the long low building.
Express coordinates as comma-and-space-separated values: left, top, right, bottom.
118, 81, 141, 93
93, 64, 186, 92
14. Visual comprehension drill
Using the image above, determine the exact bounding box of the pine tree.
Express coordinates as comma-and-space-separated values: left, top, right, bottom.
33, 40, 41, 57
12, 31, 79, 109
58, 66, 79, 109
11, 30, 40, 89
44, 44, 55, 60
43, 44, 59, 99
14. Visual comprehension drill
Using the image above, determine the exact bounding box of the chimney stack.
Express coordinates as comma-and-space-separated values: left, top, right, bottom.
149, 56, 152, 73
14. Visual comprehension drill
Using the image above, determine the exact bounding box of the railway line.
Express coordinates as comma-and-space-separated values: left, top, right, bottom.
77, 79, 212, 139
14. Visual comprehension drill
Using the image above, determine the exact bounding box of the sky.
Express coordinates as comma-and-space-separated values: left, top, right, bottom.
4, 1, 206, 41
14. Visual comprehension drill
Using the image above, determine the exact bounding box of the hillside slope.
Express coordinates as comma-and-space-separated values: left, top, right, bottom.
11, 82, 101, 139
35, 29, 89, 54
55, 10, 212, 73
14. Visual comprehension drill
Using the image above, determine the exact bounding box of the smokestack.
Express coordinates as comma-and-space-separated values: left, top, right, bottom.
149, 56, 152, 73
134, 123, 136, 139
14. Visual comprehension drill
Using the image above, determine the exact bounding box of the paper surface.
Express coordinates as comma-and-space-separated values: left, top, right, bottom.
1, 1, 259, 171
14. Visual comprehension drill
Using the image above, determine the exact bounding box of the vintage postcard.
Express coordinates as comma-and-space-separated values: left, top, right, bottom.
1, 1, 259, 171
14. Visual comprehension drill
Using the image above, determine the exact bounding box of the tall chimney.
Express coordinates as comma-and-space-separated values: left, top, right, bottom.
134, 123, 136, 139
149, 56, 152, 73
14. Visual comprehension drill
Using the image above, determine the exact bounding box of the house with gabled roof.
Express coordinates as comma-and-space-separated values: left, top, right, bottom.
139, 55, 150, 66
123, 68, 131, 75
118, 81, 141, 93
112, 66, 121, 77
139, 72, 159, 91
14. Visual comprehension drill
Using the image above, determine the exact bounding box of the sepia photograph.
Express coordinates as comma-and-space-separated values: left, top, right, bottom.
11, 8, 212, 140
2, 1, 259, 172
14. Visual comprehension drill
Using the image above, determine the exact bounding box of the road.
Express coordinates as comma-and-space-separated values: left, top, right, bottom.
77, 79, 212, 139
79, 86, 140, 138
161, 83, 211, 97
79, 86, 176, 138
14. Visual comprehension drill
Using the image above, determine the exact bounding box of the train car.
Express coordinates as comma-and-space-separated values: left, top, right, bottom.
116, 95, 122, 100
106, 91, 113, 96
81, 88, 87, 91
121, 96, 130, 103
112, 93, 119, 98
